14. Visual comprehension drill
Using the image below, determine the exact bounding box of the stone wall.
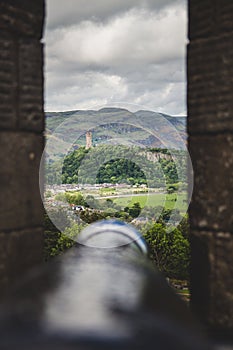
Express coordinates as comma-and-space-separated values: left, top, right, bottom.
0, 0, 233, 337
0, 0, 45, 294
188, 0, 233, 333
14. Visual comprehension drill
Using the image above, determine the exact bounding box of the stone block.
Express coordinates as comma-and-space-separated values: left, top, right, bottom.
0, 37, 44, 132
0, 132, 44, 231
0, 227, 43, 295
0, 233, 8, 292
191, 231, 233, 330
0, 38, 17, 129
188, 0, 215, 40
216, 1, 233, 35
6, 227, 43, 280
189, 0, 233, 40
188, 32, 233, 134
0, 0, 44, 39
18, 39, 44, 132
188, 134, 233, 233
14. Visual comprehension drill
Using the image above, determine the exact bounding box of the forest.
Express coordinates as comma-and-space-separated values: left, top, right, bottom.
46, 145, 187, 186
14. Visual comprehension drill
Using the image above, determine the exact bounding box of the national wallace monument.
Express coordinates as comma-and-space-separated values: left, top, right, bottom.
0, 1, 232, 349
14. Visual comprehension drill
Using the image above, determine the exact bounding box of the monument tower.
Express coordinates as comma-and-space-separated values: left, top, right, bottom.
85, 131, 92, 149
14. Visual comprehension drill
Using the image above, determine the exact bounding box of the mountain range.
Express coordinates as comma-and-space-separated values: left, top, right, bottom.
46, 108, 186, 150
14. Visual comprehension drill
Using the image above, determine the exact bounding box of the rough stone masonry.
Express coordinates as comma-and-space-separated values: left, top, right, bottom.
188, 0, 233, 334
0, 0, 45, 294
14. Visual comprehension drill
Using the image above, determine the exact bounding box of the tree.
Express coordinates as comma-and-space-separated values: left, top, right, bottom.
142, 223, 190, 280
177, 215, 190, 240
65, 192, 86, 206
129, 202, 141, 218
80, 210, 105, 224
85, 195, 99, 209
43, 211, 75, 260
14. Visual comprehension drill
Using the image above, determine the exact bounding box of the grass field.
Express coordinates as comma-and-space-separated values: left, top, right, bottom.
112, 192, 187, 212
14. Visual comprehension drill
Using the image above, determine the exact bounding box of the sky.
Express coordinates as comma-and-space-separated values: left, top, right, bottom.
44, 0, 187, 115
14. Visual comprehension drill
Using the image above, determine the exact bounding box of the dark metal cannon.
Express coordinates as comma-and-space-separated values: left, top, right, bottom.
0, 220, 211, 350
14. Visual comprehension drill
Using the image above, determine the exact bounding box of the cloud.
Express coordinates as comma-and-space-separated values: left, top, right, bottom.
46, 0, 185, 29
46, 71, 129, 111
47, 7, 185, 68
45, 0, 187, 115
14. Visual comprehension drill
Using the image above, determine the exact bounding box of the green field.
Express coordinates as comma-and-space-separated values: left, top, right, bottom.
112, 192, 187, 212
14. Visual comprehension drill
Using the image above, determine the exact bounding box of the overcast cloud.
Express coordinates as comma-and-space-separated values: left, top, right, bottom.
45, 0, 187, 115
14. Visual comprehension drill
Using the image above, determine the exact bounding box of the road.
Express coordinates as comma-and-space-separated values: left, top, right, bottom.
96, 191, 166, 199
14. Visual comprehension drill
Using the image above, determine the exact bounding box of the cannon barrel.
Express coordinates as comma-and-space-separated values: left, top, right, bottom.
0, 220, 211, 350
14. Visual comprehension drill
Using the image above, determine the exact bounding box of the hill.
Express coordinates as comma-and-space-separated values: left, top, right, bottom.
45, 108, 186, 150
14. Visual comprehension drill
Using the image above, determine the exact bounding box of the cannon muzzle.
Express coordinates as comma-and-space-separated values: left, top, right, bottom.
0, 220, 211, 350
